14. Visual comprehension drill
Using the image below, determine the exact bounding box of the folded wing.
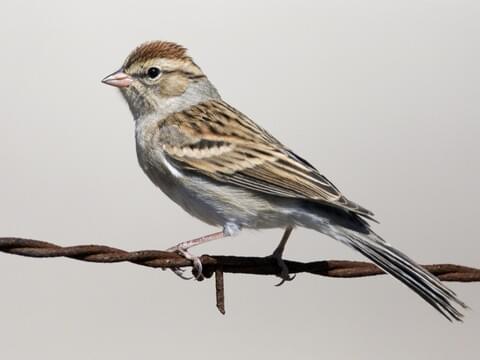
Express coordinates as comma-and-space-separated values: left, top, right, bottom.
158, 100, 374, 219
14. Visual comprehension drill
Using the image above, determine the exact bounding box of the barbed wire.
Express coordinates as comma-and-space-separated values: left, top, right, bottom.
1, 237, 479, 314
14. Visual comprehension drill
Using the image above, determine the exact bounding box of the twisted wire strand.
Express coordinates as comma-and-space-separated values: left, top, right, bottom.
2, 237, 479, 314
1, 237, 479, 280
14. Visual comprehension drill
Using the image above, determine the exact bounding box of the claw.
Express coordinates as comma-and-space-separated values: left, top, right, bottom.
267, 253, 296, 286
172, 266, 193, 280
163, 230, 226, 281
275, 273, 296, 287
162, 262, 193, 280
167, 245, 204, 281
267, 226, 295, 286
274, 258, 296, 286
191, 256, 204, 281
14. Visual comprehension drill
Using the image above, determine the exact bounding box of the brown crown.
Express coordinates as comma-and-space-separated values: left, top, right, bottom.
124, 41, 191, 68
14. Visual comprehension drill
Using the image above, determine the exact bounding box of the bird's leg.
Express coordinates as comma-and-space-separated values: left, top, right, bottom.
268, 225, 295, 286
167, 224, 239, 280
167, 231, 225, 280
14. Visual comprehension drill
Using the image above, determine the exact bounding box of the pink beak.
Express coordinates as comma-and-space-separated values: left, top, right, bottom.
102, 70, 133, 88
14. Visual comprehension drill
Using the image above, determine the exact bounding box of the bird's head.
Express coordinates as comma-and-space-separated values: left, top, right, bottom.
102, 41, 218, 118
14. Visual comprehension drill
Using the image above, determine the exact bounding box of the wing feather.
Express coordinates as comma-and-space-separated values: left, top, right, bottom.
158, 100, 374, 218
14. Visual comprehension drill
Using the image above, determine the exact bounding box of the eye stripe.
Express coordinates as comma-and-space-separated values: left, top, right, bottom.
162, 69, 206, 79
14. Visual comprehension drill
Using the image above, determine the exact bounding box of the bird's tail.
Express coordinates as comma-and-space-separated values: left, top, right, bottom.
297, 210, 468, 321
333, 226, 467, 321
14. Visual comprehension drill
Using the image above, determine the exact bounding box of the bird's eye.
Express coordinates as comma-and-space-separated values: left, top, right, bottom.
147, 67, 161, 79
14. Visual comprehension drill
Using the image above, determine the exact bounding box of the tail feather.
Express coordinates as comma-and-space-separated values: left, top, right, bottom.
330, 226, 467, 321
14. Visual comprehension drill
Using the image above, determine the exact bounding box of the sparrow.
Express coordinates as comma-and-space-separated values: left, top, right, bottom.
102, 40, 466, 320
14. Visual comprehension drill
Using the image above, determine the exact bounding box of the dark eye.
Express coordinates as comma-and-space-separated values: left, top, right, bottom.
147, 67, 161, 79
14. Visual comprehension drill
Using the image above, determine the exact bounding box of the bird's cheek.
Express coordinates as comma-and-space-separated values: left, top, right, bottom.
159, 74, 189, 96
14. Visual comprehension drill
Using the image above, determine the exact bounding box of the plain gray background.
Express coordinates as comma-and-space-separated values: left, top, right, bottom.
0, 1, 478, 359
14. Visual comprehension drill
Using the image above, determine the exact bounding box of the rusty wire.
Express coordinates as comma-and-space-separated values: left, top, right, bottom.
1, 237, 479, 314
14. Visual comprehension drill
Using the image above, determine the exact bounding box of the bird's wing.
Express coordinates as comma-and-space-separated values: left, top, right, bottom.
158, 100, 374, 218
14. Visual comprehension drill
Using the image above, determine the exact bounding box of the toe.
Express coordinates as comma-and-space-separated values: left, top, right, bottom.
172, 267, 193, 280
168, 247, 204, 281
192, 256, 204, 281
267, 254, 295, 286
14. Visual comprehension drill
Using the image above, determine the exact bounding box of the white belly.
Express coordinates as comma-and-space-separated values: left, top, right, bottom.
137, 145, 294, 230
134, 115, 295, 230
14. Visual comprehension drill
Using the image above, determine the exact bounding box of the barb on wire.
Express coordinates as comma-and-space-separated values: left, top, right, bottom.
1, 237, 479, 314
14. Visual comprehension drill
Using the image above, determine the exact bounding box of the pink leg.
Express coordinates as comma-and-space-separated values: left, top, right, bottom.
167, 231, 227, 280
167, 231, 225, 252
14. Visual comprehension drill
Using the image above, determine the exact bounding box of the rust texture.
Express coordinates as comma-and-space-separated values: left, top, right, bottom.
1, 237, 479, 314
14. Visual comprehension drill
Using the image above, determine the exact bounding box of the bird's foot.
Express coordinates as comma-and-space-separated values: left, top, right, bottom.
167, 244, 204, 281
266, 253, 296, 286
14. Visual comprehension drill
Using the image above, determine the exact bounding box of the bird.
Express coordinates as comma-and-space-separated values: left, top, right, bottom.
102, 40, 467, 321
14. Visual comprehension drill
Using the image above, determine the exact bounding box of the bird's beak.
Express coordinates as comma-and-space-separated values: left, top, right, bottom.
102, 70, 133, 88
